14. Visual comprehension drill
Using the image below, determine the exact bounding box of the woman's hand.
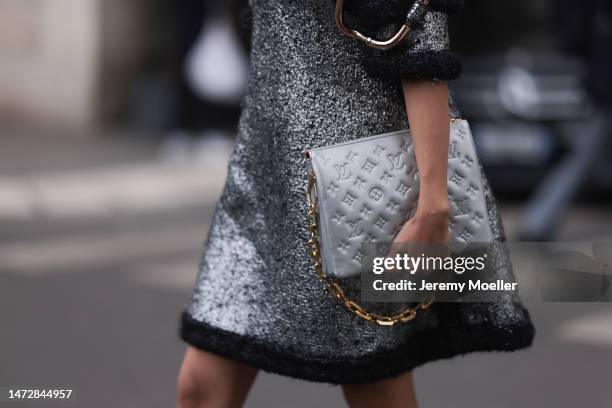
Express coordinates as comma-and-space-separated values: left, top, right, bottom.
388, 207, 450, 275
394, 207, 450, 245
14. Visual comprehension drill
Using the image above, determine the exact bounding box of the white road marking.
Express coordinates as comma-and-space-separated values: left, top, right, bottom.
125, 260, 199, 290
0, 224, 206, 275
0, 161, 227, 220
558, 308, 612, 348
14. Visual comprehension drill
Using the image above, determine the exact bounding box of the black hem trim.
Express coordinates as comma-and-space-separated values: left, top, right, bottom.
180, 311, 534, 385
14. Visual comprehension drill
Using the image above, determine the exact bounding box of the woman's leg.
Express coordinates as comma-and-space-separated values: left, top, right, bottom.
341, 371, 418, 408
177, 346, 258, 408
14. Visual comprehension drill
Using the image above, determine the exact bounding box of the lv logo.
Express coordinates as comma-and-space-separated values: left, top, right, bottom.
334, 162, 352, 181
387, 152, 406, 171
347, 218, 363, 238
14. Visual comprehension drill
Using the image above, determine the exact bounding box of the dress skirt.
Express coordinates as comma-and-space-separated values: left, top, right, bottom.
180, 0, 535, 384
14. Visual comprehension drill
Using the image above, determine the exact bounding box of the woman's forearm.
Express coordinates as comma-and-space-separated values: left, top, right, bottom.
401, 78, 451, 216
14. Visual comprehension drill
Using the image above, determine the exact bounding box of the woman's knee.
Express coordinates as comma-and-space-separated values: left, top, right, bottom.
177, 360, 216, 407
177, 370, 205, 407
342, 371, 418, 408
176, 346, 257, 408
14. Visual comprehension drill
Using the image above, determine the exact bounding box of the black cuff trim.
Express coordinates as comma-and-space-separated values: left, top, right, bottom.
361, 50, 462, 81
180, 310, 534, 385
430, 0, 464, 14
341, 0, 463, 30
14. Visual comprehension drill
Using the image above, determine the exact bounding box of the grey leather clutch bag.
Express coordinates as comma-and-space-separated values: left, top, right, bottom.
305, 119, 493, 279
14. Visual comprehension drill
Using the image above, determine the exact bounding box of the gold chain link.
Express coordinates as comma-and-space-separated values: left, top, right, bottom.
306, 171, 434, 327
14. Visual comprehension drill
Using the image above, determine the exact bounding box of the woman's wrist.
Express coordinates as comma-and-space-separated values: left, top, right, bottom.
417, 176, 449, 216
416, 190, 450, 219
415, 202, 450, 219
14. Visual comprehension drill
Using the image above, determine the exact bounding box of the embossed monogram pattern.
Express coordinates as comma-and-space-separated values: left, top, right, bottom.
306, 120, 493, 278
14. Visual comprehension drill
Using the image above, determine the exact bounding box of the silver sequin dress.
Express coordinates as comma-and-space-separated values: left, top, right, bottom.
180, 0, 534, 384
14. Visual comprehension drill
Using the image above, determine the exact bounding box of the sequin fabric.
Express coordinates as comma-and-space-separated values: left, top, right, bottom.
183, 0, 533, 382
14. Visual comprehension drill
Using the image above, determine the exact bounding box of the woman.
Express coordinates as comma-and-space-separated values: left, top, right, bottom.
177, 1, 535, 407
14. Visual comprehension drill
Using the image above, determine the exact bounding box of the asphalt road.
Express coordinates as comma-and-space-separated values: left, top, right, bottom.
1, 137, 611, 407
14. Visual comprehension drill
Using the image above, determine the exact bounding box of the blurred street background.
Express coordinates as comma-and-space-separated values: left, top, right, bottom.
1, 0, 611, 407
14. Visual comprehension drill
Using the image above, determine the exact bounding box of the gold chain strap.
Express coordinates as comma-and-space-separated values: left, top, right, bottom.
306, 171, 434, 326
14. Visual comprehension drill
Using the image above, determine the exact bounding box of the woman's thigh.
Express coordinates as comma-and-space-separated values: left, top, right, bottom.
341, 371, 418, 408
177, 346, 258, 408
